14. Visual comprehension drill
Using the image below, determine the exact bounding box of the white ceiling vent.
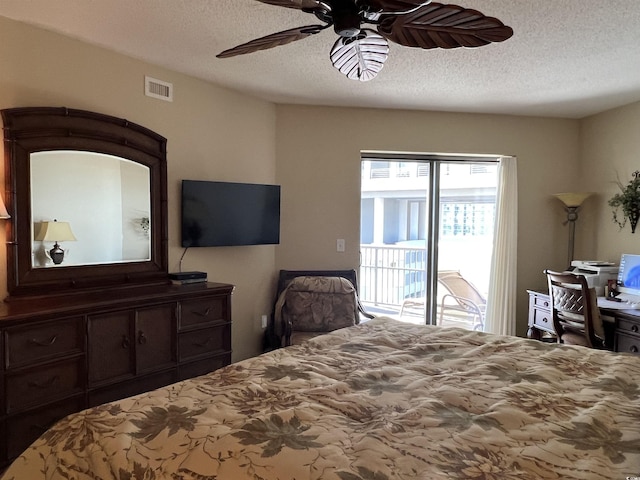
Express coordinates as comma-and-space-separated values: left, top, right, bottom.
145, 76, 173, 102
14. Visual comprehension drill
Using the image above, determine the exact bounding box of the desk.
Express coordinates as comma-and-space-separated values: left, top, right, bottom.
526, 290, 640, 355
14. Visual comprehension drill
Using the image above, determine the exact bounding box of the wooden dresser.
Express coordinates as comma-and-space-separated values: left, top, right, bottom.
0, 107, 237, 468
0, 282, 233, 466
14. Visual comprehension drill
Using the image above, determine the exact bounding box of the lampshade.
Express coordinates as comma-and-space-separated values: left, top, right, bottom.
0, 197, 9, 219
553, 192, 593, 208
34, 220, 77, 242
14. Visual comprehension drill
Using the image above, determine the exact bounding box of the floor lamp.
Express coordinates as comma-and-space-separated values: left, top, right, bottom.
553, 192, 592, 267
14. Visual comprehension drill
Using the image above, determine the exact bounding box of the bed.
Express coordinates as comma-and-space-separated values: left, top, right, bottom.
2, 317, 639, 479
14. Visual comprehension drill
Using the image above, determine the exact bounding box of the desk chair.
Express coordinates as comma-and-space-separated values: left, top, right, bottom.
544, 270, 605, 348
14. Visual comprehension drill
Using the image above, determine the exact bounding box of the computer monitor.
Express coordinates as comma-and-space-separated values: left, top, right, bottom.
616, 253, 640, 295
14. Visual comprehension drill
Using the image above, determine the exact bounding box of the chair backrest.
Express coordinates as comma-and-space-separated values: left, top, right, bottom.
264, 269, 370, 350
276, 269, 360, 298
276, 275, 359, 336
544, 269, 604, 348
437, 270, 486, 307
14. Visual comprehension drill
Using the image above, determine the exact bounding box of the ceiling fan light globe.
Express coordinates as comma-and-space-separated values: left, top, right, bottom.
330, 30, 389, 81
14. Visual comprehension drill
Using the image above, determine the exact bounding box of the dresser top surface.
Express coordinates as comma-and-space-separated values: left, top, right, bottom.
0, 282, 234, 324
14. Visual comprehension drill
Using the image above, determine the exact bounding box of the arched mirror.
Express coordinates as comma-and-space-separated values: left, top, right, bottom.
2, 107, 168, 297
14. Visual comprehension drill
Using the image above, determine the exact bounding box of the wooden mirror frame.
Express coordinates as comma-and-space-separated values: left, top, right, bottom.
2, 107, 168, 297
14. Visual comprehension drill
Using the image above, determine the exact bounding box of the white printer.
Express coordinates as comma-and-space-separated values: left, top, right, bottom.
569, 260, 619, 296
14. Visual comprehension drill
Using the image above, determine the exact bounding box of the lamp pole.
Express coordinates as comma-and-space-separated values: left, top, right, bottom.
565, 206, 579, 267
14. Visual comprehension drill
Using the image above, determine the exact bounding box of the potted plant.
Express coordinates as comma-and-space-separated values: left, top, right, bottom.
609, 171, 640, 233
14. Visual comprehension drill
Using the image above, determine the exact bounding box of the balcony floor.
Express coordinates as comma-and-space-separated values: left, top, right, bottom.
362, 302, 480, 331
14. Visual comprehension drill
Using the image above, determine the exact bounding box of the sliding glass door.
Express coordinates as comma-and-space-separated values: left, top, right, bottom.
359, 155, 498, 330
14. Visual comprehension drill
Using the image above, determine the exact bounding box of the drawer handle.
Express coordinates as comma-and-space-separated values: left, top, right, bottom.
542, 317, 548, 323
30, 335, 58, 347
630, 345, 639, 353
543, 301, 549, 307
138, 330, 147, 345
121, 335, 130, 349
194, 337, 213, 348
632, 325, 639, 333
28, 375, 59, 389
193, 307, 211, 317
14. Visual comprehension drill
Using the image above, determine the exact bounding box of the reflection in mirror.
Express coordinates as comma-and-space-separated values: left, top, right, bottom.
30, 151, 151, 268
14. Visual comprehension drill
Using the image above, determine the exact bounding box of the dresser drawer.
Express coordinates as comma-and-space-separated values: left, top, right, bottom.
532, 307, 554, 333
6, 358, 85, 413
616, 331, 640, 355
532, 294, 550, 310
178, 324, 231, 362
178, 353, 231, 381
6, 395, 85, 460
5, 317, 85, 368
617, 316, 640, 335
180, 297, 228, 329
88, 369, 176, 407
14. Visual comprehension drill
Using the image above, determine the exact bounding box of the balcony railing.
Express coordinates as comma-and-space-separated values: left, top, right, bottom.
359, 245, 427, 307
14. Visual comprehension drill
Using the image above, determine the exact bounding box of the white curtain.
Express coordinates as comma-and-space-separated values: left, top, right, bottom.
484, 156, 518, 336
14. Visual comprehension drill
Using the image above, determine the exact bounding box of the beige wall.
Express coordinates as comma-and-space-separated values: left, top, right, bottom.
275, 105, 581, 335
4, 15, 635, 356
578, 101, 640, 262
0, 17, 278, 361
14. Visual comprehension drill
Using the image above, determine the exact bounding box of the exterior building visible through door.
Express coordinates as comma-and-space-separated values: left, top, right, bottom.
359, 154, 498, 330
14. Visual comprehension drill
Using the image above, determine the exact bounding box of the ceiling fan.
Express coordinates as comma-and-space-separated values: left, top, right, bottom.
217, 0, 513, 82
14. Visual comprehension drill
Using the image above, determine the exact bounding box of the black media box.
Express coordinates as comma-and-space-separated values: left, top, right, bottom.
169, 271, 207, 281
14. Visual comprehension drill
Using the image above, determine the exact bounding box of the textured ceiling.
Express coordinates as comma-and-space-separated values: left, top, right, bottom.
1, 0, 640, 118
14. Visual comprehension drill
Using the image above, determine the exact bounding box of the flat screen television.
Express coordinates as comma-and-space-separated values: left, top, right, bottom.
181, 180, 281, 247
616, 253, 640, 295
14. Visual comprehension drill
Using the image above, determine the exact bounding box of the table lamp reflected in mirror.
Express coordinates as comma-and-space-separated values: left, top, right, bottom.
34, 219, 77, 265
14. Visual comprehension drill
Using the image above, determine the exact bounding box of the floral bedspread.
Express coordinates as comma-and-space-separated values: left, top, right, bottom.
2, 317, 640, 480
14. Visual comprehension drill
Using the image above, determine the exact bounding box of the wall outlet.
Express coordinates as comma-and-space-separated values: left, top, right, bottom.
337, 238, 345, 252
261, 314, 268, 329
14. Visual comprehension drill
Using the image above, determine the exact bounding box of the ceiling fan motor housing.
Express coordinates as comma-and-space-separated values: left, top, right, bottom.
331, 0, 362, 37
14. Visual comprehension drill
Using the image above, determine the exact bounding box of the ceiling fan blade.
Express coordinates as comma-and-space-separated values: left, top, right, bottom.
256, 0, 325, 11
357, 0, 432, 15
330, 29, 389, 81
377, 2, 513, 49
217, 25, 326, 58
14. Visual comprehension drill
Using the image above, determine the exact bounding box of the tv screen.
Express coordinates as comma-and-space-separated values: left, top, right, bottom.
181, 180, 281, 247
